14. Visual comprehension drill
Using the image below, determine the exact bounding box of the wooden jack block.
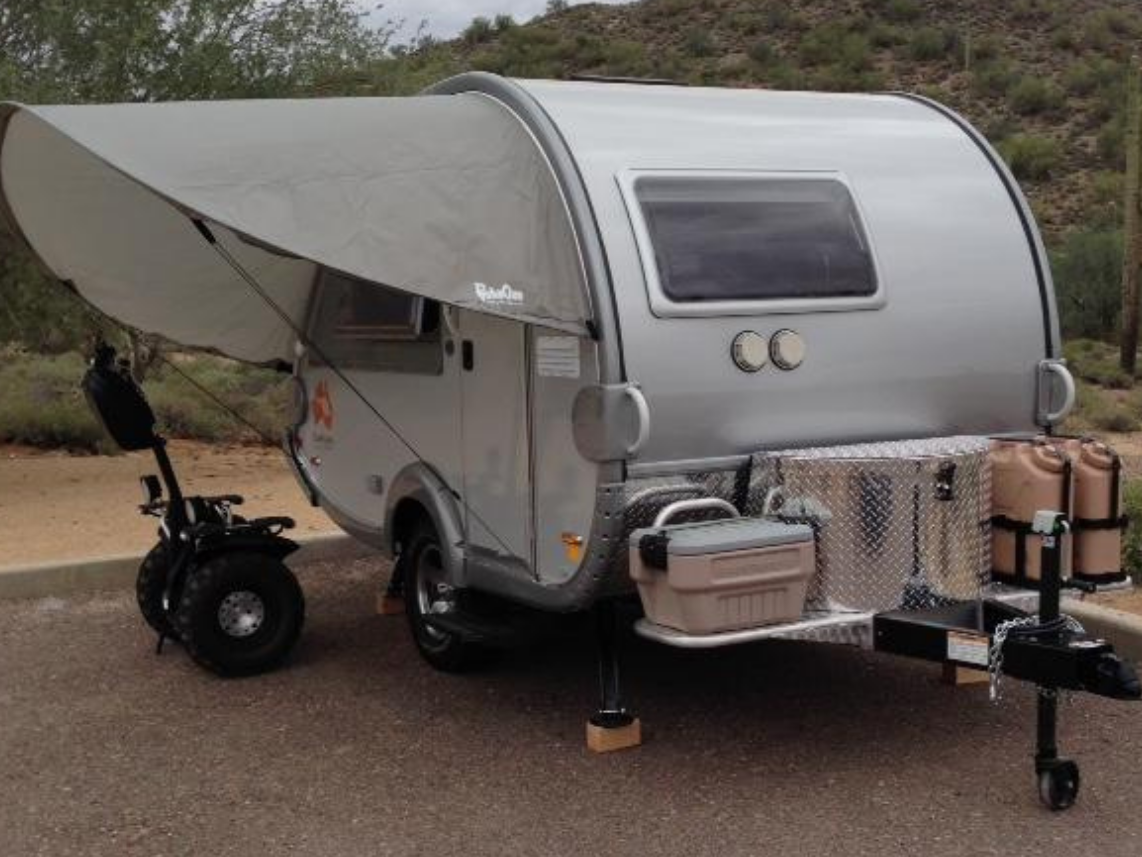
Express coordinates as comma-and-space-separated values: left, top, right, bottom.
376, 592, 405, 616
942, 663, 990, 686
586, 718, 642, 753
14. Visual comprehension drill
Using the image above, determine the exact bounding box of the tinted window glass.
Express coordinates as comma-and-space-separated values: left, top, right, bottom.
309, 271, 442, 374
637, 177, 877, 302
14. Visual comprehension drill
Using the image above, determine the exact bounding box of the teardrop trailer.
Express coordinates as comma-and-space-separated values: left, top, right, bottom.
2, 73, 1140, 810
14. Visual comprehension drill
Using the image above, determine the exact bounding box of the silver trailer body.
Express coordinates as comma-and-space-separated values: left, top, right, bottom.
0, 74, 1070, 614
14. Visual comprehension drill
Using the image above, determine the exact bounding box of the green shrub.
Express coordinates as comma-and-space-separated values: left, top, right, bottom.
682, 27, 716, 58
1064, 339, 1133, 389
1050, 28, 1079, 52
0, 352, 109, 452
748, 38, 775, 66
763, 60, 808, 90
1007, 76, 1065, 115
972, 61, 1018, 97
810, 65, 885, 93
1088, 171, 1125, 227
799, 24, 872, 72
867, 22, 904, 48
0, 351, 289, 452
600, 40, 652, 77
493, 14, 515, 32
880, 0, 922, 24
1097, 115, 1126, 169
908, 26, 958, 62
998, 134, 1062, 180
1122, 480, 1142, 581
761, 6, 803, 32
462, 17, 495, 46
1052, 232, 1123, 342
1084, 8, 1139, 51
971, 35, 1001, 63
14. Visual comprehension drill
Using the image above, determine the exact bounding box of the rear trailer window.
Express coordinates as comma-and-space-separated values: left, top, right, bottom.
637, 177, 877, 303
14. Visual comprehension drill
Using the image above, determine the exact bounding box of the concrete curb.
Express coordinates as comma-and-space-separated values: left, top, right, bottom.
0, 533, 375, 601
1063, 597, 1142, 665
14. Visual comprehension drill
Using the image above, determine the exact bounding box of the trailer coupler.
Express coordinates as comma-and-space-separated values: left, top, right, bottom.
873, 601, 1140, 701
873, 511, 1139, 810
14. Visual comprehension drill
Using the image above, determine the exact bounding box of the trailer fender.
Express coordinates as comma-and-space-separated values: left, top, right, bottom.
383, 463, 466, 585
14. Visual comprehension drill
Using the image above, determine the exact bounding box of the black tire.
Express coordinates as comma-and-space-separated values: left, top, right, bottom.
137, 543, 176, 638
173, 552, 305, 677
405, 524, 492, 673
1038, 760, 1080, 811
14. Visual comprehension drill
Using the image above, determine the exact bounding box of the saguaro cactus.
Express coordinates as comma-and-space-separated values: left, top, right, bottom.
1120, 56, 1142, 375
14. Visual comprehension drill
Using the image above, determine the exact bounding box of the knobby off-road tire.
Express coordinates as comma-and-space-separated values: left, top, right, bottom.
174, 551, 305, 677
137, 543, 176, 638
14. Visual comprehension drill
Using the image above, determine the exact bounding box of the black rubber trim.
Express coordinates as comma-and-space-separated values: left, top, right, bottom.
890, 93, 1055, 357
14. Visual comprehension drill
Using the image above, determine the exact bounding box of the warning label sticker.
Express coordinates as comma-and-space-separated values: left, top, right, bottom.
536, 336, 581, 379
947, 631, 990, 667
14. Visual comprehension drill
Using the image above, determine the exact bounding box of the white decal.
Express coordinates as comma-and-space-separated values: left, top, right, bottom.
474, 282, 524, 305
947, 631, 990, 667
536, 336, 581, 379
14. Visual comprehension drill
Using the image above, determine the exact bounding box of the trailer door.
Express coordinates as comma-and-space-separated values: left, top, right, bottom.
458, 311, 532, 565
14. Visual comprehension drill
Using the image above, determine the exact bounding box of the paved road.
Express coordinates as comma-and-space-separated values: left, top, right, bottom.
2, 558, 1141, 857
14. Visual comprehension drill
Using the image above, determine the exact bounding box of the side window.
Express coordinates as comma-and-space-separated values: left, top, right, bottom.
635, 176, 878, 304
309, 270, 443, 374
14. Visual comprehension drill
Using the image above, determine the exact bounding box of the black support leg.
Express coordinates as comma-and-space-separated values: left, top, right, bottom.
586, 600, 641, 752
1032, 513, 1080, 810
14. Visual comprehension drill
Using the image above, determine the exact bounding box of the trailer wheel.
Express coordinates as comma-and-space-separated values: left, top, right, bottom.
1038, 760, 1080, 811
173, 552, 305, 677
405, 524, 491, 673
137, 543, 176, 638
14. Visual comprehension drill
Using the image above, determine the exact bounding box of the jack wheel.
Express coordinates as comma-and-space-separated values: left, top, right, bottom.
174, 552, 305, 677
137, 543, 176, 638
1038, 760, 1080, 811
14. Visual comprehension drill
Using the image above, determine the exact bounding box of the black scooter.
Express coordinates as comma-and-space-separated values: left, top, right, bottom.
82, 345, 305, 676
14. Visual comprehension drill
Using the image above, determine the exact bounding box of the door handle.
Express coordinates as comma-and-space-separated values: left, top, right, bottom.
462, 340, 474, 371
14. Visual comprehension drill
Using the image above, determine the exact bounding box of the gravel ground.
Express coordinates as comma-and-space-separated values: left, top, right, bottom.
2, 558, 1141, 857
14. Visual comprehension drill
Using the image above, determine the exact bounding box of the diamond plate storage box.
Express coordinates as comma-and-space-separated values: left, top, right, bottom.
630, 518, 815, 634
753, 437, 993, 613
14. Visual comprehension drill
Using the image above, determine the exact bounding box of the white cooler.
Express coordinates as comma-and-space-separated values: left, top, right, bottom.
629, 518, 815, 635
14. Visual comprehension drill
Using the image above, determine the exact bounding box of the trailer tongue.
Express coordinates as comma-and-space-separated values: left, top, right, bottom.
624, 439, 1139, 811
875, 512, 1140, 810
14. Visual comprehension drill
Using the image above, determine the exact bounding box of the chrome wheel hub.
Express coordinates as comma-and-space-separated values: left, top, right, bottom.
217, 590, 266, 638
415, 546, 453, 646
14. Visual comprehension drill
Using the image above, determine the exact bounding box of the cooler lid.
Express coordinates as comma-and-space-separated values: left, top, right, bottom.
630, 517, 814, 556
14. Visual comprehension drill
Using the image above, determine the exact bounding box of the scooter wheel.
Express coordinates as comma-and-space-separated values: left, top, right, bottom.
174, 552, 305, 677
1038, 760, 1080, 811
137, 543, 176, 638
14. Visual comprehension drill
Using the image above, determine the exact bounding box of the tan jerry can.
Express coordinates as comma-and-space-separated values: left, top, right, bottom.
1054, 438, 1126, 583
629, 518, 815, 635
990, 439, 1074, 583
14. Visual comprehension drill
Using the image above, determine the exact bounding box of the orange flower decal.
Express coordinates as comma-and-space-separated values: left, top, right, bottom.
312, 380, 335, 430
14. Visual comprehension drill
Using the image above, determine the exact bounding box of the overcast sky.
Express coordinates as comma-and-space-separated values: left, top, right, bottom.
373, 1, 631, 41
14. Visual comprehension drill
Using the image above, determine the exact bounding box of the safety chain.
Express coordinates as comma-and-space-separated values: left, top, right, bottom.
988, 614, 1086, 703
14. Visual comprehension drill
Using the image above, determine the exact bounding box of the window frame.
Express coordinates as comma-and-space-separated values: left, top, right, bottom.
617, 169, 886, 318
305, 269, 444, 375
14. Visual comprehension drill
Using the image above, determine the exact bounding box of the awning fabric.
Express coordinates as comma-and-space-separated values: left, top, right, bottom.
0, 95, 591, 363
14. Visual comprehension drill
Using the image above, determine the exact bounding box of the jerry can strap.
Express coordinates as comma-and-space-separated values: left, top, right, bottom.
991, 516, 1038, 588
1070, 515, 1130, 532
